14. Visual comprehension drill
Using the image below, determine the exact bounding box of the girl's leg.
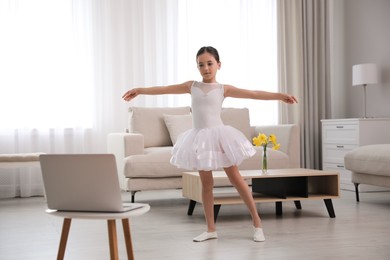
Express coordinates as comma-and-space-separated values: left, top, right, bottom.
223, 165, 262, 228
198, 170, 216, 232
193, 170, 218, 242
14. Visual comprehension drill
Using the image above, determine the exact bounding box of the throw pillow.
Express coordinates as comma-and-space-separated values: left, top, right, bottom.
163, 114, 193, 145
128, 106, 191, 147
221, 108, 252, 141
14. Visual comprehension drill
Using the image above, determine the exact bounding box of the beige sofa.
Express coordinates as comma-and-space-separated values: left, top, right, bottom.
108, 106, 300, 202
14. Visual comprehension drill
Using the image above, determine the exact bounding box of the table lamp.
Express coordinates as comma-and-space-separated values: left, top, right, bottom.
352, 63, 378, 118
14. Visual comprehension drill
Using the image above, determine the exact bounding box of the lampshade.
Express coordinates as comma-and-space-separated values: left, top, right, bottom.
352, 63, 378, 86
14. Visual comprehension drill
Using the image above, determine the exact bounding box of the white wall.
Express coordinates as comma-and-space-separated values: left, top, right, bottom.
332, 0, 390, 119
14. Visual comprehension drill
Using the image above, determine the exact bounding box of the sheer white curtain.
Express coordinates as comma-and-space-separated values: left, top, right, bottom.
177, 0, 278, 125
0, 0, 276, 198
0, 0, 97, 198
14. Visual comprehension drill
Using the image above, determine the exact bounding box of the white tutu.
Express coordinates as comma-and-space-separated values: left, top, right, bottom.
170, 125, 256, 171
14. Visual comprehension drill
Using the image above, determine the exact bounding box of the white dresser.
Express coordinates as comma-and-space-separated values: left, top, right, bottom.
321, 118, 390, 191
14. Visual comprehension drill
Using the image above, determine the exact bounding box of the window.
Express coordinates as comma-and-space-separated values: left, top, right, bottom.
0, 0, 277, 129
0, 0, 93, 128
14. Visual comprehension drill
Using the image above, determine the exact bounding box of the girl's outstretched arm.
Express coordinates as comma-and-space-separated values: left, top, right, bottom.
224, 85, 298, 104
122, 81, 193, 102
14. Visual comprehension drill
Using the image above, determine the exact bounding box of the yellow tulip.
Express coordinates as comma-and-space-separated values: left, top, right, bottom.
259, 133, 267, 145
252, 136, 261, 146
269, 134, 277, 145
253, 132, 281, 151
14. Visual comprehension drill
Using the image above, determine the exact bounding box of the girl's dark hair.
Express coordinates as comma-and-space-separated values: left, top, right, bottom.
196, 46, 220, 63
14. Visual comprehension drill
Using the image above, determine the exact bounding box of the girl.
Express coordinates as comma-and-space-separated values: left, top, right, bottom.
122, 46, 297, 242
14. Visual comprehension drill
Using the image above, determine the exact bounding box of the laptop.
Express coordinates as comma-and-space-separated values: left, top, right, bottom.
39, 154, 142, 213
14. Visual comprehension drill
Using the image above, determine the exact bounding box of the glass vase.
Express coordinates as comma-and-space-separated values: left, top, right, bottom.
262, 148, 268, 174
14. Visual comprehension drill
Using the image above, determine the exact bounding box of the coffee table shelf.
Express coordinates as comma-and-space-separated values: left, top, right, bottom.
183, 168, 340, 219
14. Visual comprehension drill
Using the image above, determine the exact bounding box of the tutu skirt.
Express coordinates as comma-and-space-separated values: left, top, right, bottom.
170, 125, 256, 171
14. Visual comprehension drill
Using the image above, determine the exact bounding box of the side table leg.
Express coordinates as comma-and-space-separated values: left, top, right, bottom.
213, 205, 221, 222
122, 218, 134, 260
107, 219, 119, 260
58, 218, 72, 260
275, 202, 283, 216
294, 200, 302, 210
324, 199, 336, 218
187, 200, 196, 216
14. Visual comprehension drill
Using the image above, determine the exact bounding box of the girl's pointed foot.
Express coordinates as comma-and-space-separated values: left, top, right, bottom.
253, 227, 265, 242
193, 231, 218, 242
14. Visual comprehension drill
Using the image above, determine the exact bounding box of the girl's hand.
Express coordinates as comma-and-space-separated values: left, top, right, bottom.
122, 88, 139, 102
282, 94, 298, 104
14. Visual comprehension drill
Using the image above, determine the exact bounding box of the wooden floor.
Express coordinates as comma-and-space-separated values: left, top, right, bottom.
1, 189, 389, 260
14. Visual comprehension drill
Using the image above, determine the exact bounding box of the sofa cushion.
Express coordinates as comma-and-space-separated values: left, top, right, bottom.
221, 107, 252, 141
128, 106, 191, 148
163, 114, 193, 145
344, 144, 390, 177
125, 146, 290, 178
124, 147, 184, 178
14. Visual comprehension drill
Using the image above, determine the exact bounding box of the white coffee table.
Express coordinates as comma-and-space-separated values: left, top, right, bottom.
182, 168, 339, 220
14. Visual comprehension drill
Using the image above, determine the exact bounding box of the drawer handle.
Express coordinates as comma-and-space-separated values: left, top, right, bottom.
337, 165, 344, 168
336, 145, 344, 148
336, 126, 344, 129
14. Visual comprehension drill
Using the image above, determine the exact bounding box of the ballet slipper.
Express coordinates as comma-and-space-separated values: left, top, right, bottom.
253, 227, 265, 242
193, 231, 218, 242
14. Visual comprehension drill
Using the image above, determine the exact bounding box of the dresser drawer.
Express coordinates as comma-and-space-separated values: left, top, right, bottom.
322, 144, 358, 164
322, 124, 359, 144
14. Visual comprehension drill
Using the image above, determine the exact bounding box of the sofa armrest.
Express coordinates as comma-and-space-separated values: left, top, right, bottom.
107, 133, 144, 190
252, 124, 300, 168
108, 133, 144, 156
